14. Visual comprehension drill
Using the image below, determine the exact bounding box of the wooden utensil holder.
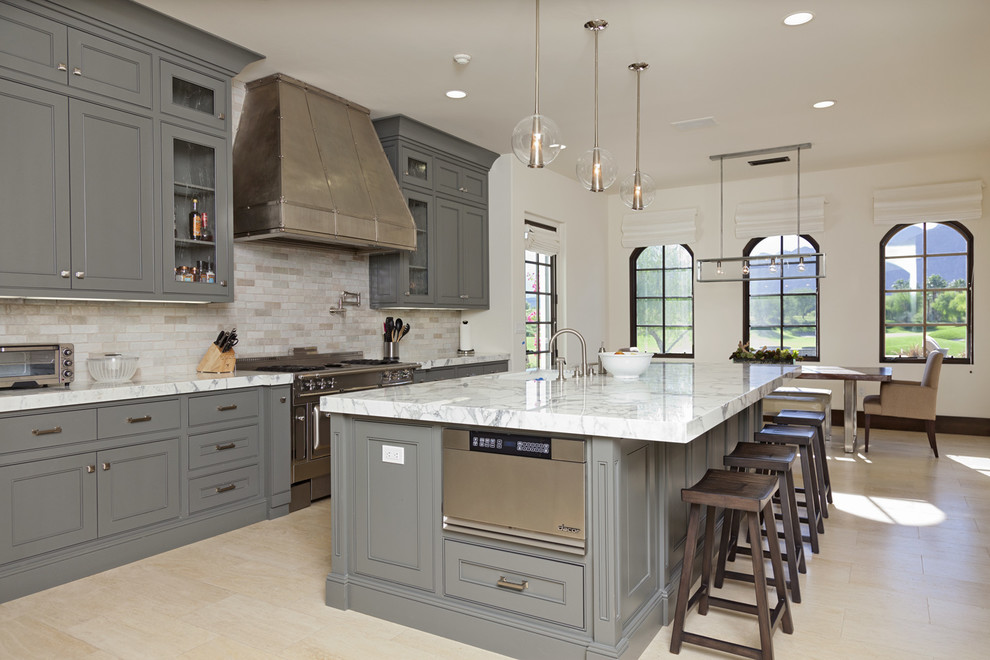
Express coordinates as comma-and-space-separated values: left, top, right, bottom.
197, 344, 235, 373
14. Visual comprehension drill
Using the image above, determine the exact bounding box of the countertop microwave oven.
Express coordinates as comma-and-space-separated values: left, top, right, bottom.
0, 343, 74, 389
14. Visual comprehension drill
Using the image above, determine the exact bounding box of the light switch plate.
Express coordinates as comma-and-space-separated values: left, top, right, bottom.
382, 444, 404, 465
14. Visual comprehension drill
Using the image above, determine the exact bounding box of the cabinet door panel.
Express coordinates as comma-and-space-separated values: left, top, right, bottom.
0, 453, 98, 563
68, 100, 155, 293
0, 79, 70, 290
68, 29, 152, 108
97, 438, 180, 537
0, 3, 68, 85
458, 206, 487, 305
434, 200, 461, 304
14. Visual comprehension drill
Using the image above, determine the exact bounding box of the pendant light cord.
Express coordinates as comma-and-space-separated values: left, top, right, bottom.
719, 156, 724, 260
593, 28, 599, 147
634, 68, 641, 172
796, 145, 802, 239
534, 0, 540, 115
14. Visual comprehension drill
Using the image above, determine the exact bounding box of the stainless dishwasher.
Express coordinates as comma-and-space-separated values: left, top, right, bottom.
442, 428, 586, 554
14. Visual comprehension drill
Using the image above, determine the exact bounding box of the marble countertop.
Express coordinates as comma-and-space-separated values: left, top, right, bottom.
320, 362, 799, 444
406, 353, 510, 370
0, 371, 293, 414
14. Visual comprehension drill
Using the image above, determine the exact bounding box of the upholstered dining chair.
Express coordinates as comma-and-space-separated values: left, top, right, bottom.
863, 350, 943, 457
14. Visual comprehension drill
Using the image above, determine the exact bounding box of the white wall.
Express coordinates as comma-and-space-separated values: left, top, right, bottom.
466, 155, 610, 371
606, 150, 989, 419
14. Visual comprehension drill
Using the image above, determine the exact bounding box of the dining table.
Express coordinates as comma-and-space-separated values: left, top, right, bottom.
797, 365, 893, 453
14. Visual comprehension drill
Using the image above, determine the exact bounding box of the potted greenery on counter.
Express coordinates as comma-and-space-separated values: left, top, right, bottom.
729, 341, 802, 364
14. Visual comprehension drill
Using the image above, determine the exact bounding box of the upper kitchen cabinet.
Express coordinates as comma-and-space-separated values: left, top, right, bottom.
0, 0, 261, 302
370, 115, 498, 310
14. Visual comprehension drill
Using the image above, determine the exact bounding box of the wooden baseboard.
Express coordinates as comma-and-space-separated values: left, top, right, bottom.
833, 411, 990, 437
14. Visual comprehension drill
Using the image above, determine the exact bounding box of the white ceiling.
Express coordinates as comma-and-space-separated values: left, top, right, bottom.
136, 0, 990, 188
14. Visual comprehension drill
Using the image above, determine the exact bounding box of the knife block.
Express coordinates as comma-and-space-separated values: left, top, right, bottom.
197, 343, 236, 374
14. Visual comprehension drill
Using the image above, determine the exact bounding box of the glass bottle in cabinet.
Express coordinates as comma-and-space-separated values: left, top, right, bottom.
162, 124, 229, 299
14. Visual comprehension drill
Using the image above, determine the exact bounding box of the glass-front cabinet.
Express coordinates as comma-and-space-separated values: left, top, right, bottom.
162, 124, 230, 300
160, 61, 227, 132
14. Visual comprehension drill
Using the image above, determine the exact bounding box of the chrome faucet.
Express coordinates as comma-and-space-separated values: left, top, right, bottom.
549, 328, 589, 379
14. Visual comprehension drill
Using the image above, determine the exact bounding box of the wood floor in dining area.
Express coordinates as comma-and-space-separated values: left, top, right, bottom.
1, 428, 988, 659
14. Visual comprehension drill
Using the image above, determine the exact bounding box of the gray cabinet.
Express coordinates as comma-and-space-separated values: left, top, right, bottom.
353, 420, 435, 591
0, 437, 179, 564
0, 0, 257, 302
370, 115, 497, 310
265, 386, 291, 515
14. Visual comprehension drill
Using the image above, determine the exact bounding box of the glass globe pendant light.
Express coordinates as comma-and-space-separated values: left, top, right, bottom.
575, 20, 616, 191
620, 63, 656, 210
512, 0, 562, 168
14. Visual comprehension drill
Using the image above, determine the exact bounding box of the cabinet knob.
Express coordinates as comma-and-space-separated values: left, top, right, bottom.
102, 462, 111, 471
57, 63, 67, 71
86, 465, 96, 473
459, 294, 469, 299
459, 187, 468, 193
280, 397, 287, 403
220, 280, 227, 287
75, 271, 85, 279
217, 112, 226, 120
60, 270, 70, 278
72, 67, 82, 76
404, 291, 410, 296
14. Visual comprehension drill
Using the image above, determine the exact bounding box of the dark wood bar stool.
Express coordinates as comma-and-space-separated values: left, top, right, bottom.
755, 424, 823, 553
773, 409, 833, 512
670, 469, 794, 659
716, 442, 805, 603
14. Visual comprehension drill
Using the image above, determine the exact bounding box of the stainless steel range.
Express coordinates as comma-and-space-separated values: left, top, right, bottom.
239, 349, 418, 511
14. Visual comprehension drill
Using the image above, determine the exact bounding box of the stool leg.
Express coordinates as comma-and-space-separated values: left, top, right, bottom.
715, 505, 734, 589
670, 502, 701, 654
815, 424, 833, 504
698, 505, 716, 616
763, 501, 794, 636
798, 448, 821, 552
808, 431, 829, 519
775, 472, 802, 603
784, 468, 806, 573
747, 511, 775, 659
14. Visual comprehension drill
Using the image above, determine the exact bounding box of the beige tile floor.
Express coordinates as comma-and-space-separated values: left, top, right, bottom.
1, 427, 988, 659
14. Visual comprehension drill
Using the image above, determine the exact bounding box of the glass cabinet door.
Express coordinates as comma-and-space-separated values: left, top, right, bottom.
402, 189, 434, 304
398, 145, 433, 190
160, 61, 227, 131
162, 124, 229, 299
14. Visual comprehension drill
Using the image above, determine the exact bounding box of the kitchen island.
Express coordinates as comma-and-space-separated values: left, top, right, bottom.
320, 361, 797, 660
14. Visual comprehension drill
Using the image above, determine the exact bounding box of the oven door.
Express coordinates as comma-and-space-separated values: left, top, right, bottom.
292, 401, 330, 482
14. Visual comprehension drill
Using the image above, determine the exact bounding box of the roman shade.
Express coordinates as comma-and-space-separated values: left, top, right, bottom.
620, 207, 698, 248
734, 196, 825, 239
524, 221, 559, 256
873, 180, 983, 225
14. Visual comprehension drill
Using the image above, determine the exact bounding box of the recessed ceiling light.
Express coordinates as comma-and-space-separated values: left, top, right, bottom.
452, 53, 472, 65
813, 100, 836, 109
446, 90, 467, 99
783, 11, 814, 26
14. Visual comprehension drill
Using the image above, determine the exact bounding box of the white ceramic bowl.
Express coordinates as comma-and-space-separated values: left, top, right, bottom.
600, 351, 653, 379
87, 354, 139, 383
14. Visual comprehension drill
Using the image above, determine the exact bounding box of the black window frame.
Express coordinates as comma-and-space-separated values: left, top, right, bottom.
742, 234, 821, 362
629, 244, 695, 359
879, 220, 973, 364
524, 223, 558, 370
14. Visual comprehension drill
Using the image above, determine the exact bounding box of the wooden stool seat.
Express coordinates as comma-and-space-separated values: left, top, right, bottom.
774, 410, 833, 509
720, 443, 806, 603
670, 470, 794, 659
755, 424, 824, 553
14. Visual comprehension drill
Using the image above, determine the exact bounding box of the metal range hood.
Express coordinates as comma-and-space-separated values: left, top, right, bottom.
233, 73, 416, 251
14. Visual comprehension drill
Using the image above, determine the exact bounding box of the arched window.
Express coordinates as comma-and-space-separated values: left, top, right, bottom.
630, 245, 694, 357
743, 235, 820, 360
880, 221, 973, 363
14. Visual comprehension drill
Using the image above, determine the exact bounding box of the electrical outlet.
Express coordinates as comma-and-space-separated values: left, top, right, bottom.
381, 445, 404, 465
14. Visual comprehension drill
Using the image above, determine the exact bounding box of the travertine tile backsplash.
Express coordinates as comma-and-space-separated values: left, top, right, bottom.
0, 243, 459, 382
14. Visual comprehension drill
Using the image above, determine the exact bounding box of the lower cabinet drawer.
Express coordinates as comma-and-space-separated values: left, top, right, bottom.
188, 465, 260, 513
443, 540, 585, 629
187, 424, 259, 470
98, 399, 180, 438
3, 409, 96, 452
188, 389, 259, 427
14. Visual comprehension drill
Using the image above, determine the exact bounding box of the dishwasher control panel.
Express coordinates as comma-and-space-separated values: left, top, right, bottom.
469, 430, 550, 458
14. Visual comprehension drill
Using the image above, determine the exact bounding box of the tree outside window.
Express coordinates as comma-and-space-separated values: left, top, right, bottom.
630, 245, 694, 357
881, 221, 972, 363
743, 235, 820, 359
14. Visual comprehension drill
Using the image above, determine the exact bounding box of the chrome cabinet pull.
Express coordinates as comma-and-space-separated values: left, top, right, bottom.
217, 112, 225, 120
57, 62, 67, 71
215, 442, 236, 451
312, 405, 321, 451
102, 462, 110, 471
126, 415, 152, 423
72, 67, 82, 76
75, 271, 85, 279
217, 404, 238, 412
86, 465, 96, 473
60, 270, 70, 278
496, 577, 529, 592
459, 294, 469, 299
32, 426, 62, 436
215, 483, 236, 493
280, 396, 287, 404
220, 280, 227, 287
